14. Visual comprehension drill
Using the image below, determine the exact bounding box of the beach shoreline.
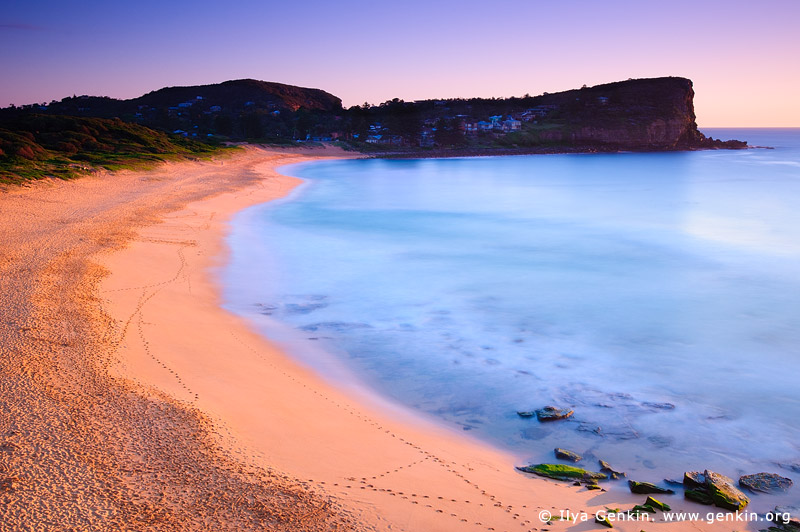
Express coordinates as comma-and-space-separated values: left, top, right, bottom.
1, 146, 747, 531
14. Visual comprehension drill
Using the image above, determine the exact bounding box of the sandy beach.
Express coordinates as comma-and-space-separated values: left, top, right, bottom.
1, 146, 748, 531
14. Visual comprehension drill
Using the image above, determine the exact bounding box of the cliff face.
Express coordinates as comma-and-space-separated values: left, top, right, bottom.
569, 118, 697, 148
355, 76, 745, 152
1, 76, 746, 150
535, 77, 705, 149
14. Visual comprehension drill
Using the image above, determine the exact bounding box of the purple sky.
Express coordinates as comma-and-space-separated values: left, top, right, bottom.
2, 0, 798, 126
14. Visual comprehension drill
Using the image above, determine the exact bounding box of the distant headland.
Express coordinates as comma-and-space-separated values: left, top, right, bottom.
1, 77, 746, 183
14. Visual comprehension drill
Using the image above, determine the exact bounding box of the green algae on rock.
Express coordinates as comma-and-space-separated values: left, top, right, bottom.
628, 480, 675, 495
704, 470, 750, 511
516, 463, 607, 481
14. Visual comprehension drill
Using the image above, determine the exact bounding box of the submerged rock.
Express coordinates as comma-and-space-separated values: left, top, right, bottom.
516, 411, 535, 418
704, 470, 749, 511
739, 472, 793, 493
520, 427, 548, 441
771, 505, 800, 527
599, 460, 626, 479
536, 406, 574, 422
642, 401, 676, 410
299, 321, 371, 332
628, 480, 675, 495
577, 423, 603, 435
256, 303, 279, 315
554, 448, 582, 462
284, 301, 328, 315
517, 463, 607, 482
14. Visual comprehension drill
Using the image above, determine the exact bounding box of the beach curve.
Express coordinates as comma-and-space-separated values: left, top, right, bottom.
1, 145, 741, 531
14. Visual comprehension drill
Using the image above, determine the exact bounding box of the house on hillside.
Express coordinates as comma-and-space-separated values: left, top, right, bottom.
477, 121, 493, 131
464, 121, 479, 134
502, 117, 521, 132
420, 128, 435, 147
367, 134, 404, 146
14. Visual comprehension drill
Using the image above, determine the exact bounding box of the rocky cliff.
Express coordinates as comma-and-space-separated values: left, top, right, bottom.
0, 76, 745, 150
533, 77, 743, 150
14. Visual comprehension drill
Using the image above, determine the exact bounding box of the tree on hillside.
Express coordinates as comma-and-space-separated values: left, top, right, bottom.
241, 113, 263, 139
434, 118, 464, 147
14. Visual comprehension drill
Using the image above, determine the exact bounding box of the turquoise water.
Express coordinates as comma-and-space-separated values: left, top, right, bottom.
224, 129, 800, 508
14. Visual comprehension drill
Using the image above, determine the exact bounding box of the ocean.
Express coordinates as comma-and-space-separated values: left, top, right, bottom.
223, 129, 800, 509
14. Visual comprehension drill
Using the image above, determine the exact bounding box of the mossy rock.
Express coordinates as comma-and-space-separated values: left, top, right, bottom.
629, 504, 656, 515
645, 496, 671, 511
628, 480, 675, 495
704, 470, 749, 511
554, 448, 582, 462
772, 505, 800, 527
761, 522, 800, 532
685, 488, 714, 505
517, 463, 607, 481
595, 514, 614, 528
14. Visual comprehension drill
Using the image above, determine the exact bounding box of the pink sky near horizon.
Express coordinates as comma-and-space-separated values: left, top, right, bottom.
1, 0, 798, 127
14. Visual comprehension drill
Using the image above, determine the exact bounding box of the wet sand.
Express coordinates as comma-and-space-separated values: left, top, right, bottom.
1, 146, 743, 531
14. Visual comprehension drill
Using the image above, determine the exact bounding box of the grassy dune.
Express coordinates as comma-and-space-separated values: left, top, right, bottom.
0, 115, 233, 185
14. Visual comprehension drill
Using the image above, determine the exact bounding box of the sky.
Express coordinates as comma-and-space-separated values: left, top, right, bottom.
1, 0, 798, 126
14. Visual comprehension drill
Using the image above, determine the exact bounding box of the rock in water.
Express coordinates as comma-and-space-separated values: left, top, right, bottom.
599, 460, 626, 479
739, 472, 793, 493
554, 448, 582, 462
536, 406, 574, 421
628, 480, 675, 494
771, 505, 800, 527
704, 470, 749, 511
516, 463, 607, 481
685, 489, 714, 505
516, 411, 535, 418
684, 471, 706, 489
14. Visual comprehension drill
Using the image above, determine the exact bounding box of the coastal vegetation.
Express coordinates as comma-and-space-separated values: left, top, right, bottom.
0, 114, 230, 185
0, 76, 746, 184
